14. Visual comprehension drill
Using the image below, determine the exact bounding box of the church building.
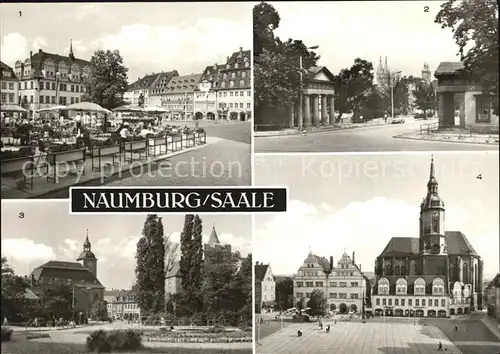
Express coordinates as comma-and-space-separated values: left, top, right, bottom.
371, 158, 483, 318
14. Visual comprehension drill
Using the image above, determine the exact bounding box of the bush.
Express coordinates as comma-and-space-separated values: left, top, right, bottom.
1, 327, 13, 342
207, 325, 226, 333
86, 329, 142, 352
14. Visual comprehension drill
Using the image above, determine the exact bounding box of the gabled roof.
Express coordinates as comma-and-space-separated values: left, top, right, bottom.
150, 70, 179, 93
127, 73, 161, 91
312, 254, 332, 274
208, 225, 220, 245
445, 231, 479, 256
163, 73, 202, 94
24, 288, 39, 300
20, 49, 90, 79
34, 261, 86, 270
487, 273, 500, 289
166, 261, 181, 278
434, 62, 464, 76
1, 61, 17, 81
31, 261, 103, 288
255, 263, 271, 282
304, 66, 336, 82
104, 289, 134, 300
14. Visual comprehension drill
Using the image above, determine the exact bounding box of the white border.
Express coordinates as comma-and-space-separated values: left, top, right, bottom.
67, 185, 289, 215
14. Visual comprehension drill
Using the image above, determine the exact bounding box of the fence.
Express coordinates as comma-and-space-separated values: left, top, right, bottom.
420, 122, 439, 135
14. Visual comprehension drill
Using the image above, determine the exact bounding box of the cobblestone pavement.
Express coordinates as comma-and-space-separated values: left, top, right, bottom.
257, 321, 462, 354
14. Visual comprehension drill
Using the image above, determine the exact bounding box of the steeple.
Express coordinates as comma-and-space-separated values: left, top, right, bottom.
69, 39, 75, 61
77, 229, 98, 277
208, 223, 220, 245
384, 56, 388, 71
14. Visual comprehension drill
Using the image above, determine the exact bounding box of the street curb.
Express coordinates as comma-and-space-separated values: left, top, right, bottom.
393, 134, 500, 146
254, 123, 391, 138
28, 141, 217, 199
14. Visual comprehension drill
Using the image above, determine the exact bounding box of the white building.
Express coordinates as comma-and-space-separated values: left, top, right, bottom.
255, 262, 276, 313
1, 61, 18, 107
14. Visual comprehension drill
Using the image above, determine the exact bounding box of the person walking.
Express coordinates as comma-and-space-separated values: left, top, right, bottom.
438, 341, 443, 351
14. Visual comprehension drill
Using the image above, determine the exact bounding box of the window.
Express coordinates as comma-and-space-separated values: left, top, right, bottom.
223, 92, 227, 97
388, 299, 392, 306
229, 103, 233, 108
382, 298, 387, 306
415, 299, 420, 306
245, 61, 249, 67
230, 81, 234, 87
396, 278, 407, 294
432, 278, 445, 295
30, 95, 33, 103
408, 299, 412, 306
395, 299, 399, 306
246, 102, 251, 109
1, 82, 6, 90
401, 299, 405, 306
441, 299, 445, 307
351, 282, 359, 287
475, 95, 492, 123
52, 96, 56, 103
305, 293, 310, 297
296, 281, 303, 287
230, 92, 233, 97
71, 97, 74, 104
239, 102, 243, 109
331, 293, 337, 299
414, 278, 426, 295
231, 72, 235, 79
221, 82, 225, 88
24, 82, 27, 89
71, 85, 74, 92
350, 293, 358, 299
376, 298, 380, 306
378, 278, 389, 295
242, 72, 246, 78
0, 93, 6, 102
339, 293, 347, 299
52, 82, 56, 90
247, 90, 251, 96
306, 282, 313, 287
8, 93, 14, 102
30, 81, 33, 89
422, 299, 426, 307
339, 282, 347, 287
434, 299, 438, 307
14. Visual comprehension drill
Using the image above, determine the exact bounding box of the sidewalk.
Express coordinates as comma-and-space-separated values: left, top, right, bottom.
395, 129, 499, 145
255, 118, 390, 137
1, 136, 221, 199
481, 315, 500, 339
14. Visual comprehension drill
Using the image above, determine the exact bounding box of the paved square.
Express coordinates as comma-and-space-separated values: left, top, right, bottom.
257, 321, 461, 354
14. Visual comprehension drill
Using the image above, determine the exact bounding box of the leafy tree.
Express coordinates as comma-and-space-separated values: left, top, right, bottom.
82, 49, 129, 110
228, 254, 252, 323
43, 284, 73, 320
189, 215, 204, 313
360, 87, 385, 120
97, 300, 108, 320
253, 2, 281, 56
135, 215, 165, 313
275, 277, 294, 311
1, 257, 30, 321
413, 82, 436, 118
178, 214, 195, 315
333, 58, 374, 121
306, 289, 327, 317
435, 0, 498, 112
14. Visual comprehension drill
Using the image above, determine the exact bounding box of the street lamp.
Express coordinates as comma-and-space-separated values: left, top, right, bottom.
390, 70, 402, 118
298, 45, 319, 131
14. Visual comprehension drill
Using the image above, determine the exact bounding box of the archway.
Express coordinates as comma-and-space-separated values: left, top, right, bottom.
207, 112, 215, 120
450, 308, 455, 315
350, 304, 357, 313
415, 309, 424, 317
438, 310, 447, 318
427, 310, 436, 317
464, 307, 470, 314
339, 303, 348, 314
395, 309, 404, 317
239, 112, 246, 121
457, 308, 463, 314
385, 309, 393, 317
194, 112, 203, 120
229, 111, 238, 120
329, 303, 336, 311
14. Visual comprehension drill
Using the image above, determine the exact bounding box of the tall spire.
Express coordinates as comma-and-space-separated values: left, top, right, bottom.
384, 56, 388, 71
429, 155, 435, 179
208, 223, 220, 245
69, 39, 75, 61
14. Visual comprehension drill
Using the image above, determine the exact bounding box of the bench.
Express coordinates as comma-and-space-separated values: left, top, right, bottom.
148, 137, 167, 157
1, 155, 35, 189
123, 140, 148, 162
168, 135, 183, 152
46, 148, 86, 183
90, 144, 122, 171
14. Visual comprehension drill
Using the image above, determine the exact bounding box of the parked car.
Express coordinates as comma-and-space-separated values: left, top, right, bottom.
391, 117, 405, 124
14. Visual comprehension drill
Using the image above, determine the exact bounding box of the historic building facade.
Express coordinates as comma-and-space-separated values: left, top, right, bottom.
159, 73, 202, 120
125, 70, 179, 107
254, 262, 276, 313
14, 42, 90, 117
1, 61, 18, 106
104, 289, 140, 320
372, 158, 483, 318
485, 273, 500, 321
193, 63, 222, 120
293, 250, 368, 314
29, 231, 104, 319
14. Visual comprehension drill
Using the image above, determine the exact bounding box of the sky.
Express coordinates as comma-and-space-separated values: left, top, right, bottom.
0, 2, 252, 84
254, 152, 499, 281
1, 202, 252, 290
269, 1, 461, 80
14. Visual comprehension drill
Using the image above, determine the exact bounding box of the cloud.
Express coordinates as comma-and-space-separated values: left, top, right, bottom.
1, 238, 56, 264
32, 36, 48, 50
66, 40, 88, 54
74, 4, 101, 20
90, 18, 250, 78
0, 33, 29, 65
255, 197, 419, 275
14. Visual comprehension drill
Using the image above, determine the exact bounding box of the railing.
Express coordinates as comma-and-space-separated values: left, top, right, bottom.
420, 122, 439, 135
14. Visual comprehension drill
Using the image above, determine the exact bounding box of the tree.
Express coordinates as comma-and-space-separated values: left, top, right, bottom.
1, 257, 30, 321
43, 284, 73, 320
178, 214, 195, 315
275, 277, 294, 311
413, 82, 436, 118
253, 2, 281, 56
360, 87, 385, 120
228, 254, 252, 323
82, 49, 129, 110
135, 215, 165, 313
333, 58, 374, 122
97, 300, 108, 320
435, 0, 499, 112
188, 215, 204, 313
306, 289, 327, 317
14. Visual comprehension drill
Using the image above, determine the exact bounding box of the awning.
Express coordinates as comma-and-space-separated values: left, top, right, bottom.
1, 104, 28, 113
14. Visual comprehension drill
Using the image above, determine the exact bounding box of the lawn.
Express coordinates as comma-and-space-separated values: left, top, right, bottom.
256, 319, 293, 341
2, 338, 252, 354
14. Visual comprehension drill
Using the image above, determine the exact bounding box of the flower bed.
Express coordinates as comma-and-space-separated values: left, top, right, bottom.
143, 328, 252, 343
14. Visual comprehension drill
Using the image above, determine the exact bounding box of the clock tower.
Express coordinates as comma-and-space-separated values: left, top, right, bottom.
419, 156, 447, 256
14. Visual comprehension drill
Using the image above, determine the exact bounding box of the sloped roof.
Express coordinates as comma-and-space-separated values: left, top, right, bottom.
311, 254, 332, 274
434, 62, 464, 76
151, 70, 179, 93
305, 66, 336, 82
255, 264, 270, 282
104, 289, 134, 300
487, 273, 500, 288
34, 261, 86, 270
24, 288, 39, 300
31, 261, 103, 288
1, 61, 17, 81
128, 73, 161, 91
217, 49, 251, 90
163, 73, 202, 94
166, 261, 181, 278
21, 49, 90, 79
445, 231, 479, 256
208, 226, 220, 245
194, 64, 222, 92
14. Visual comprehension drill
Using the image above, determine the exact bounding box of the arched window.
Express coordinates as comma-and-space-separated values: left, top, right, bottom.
414, 278, 426, 295
395, 266, 400, 276
396, 278, 407, 294
463, 284, 471, 298
385, 264, 391, 276
378, 278, 389, 295
432, 278, 445, 295
401, 266, 406, 276
453, 282, 462, 297
463, 263, 468, 284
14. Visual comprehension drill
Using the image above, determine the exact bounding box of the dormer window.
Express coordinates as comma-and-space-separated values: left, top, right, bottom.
230, 81, 234, 87
235, 63, 239, 68
244, 62, 249, 68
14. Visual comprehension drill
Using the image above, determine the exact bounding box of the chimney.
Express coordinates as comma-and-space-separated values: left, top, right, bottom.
239, 47, 243, 52
226, 56, 229, 62
352, 252, 355, 264
329, 256, 333, 269
38, 49, 42, 53
359, 264, 362, 271
256, 261, 259, 266
30, 51, 33, 59
213, 63, 217, 70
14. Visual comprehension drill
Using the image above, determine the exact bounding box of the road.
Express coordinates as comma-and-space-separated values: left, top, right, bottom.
254, 119, 499, 152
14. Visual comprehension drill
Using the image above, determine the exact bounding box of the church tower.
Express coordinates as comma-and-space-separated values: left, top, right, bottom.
376, 56, 385, 87
421, 62, 431, 83
419, 157, 447, 256
76, 230, 98, 277
69, 39, 75, 61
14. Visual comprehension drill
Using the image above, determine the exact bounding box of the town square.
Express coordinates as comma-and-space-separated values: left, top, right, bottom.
0, 2, 252, 199
254, 153, 499, 354
253, 1, 499, 152
1, 202, 253, 353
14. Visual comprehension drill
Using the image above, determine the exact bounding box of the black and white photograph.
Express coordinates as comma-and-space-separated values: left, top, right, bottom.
253, 152, 499, 353
1, 201, 253, 353
0, 2, 252, 199
253, 1, 499, 153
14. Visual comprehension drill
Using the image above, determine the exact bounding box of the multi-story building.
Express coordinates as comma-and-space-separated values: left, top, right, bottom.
485, 273, 500, 322
29, 231, 104, 319
193, 63, 222, 120
104, 289, 140, 320
1, 61, 18, 107
215, 48, 252, 121
125, 71, 179, 107
14, 43, 91, 117
372, 157, 483, 318
160, 73, 202, 120
255, 262, 276, 313
293, 250, 368, 314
